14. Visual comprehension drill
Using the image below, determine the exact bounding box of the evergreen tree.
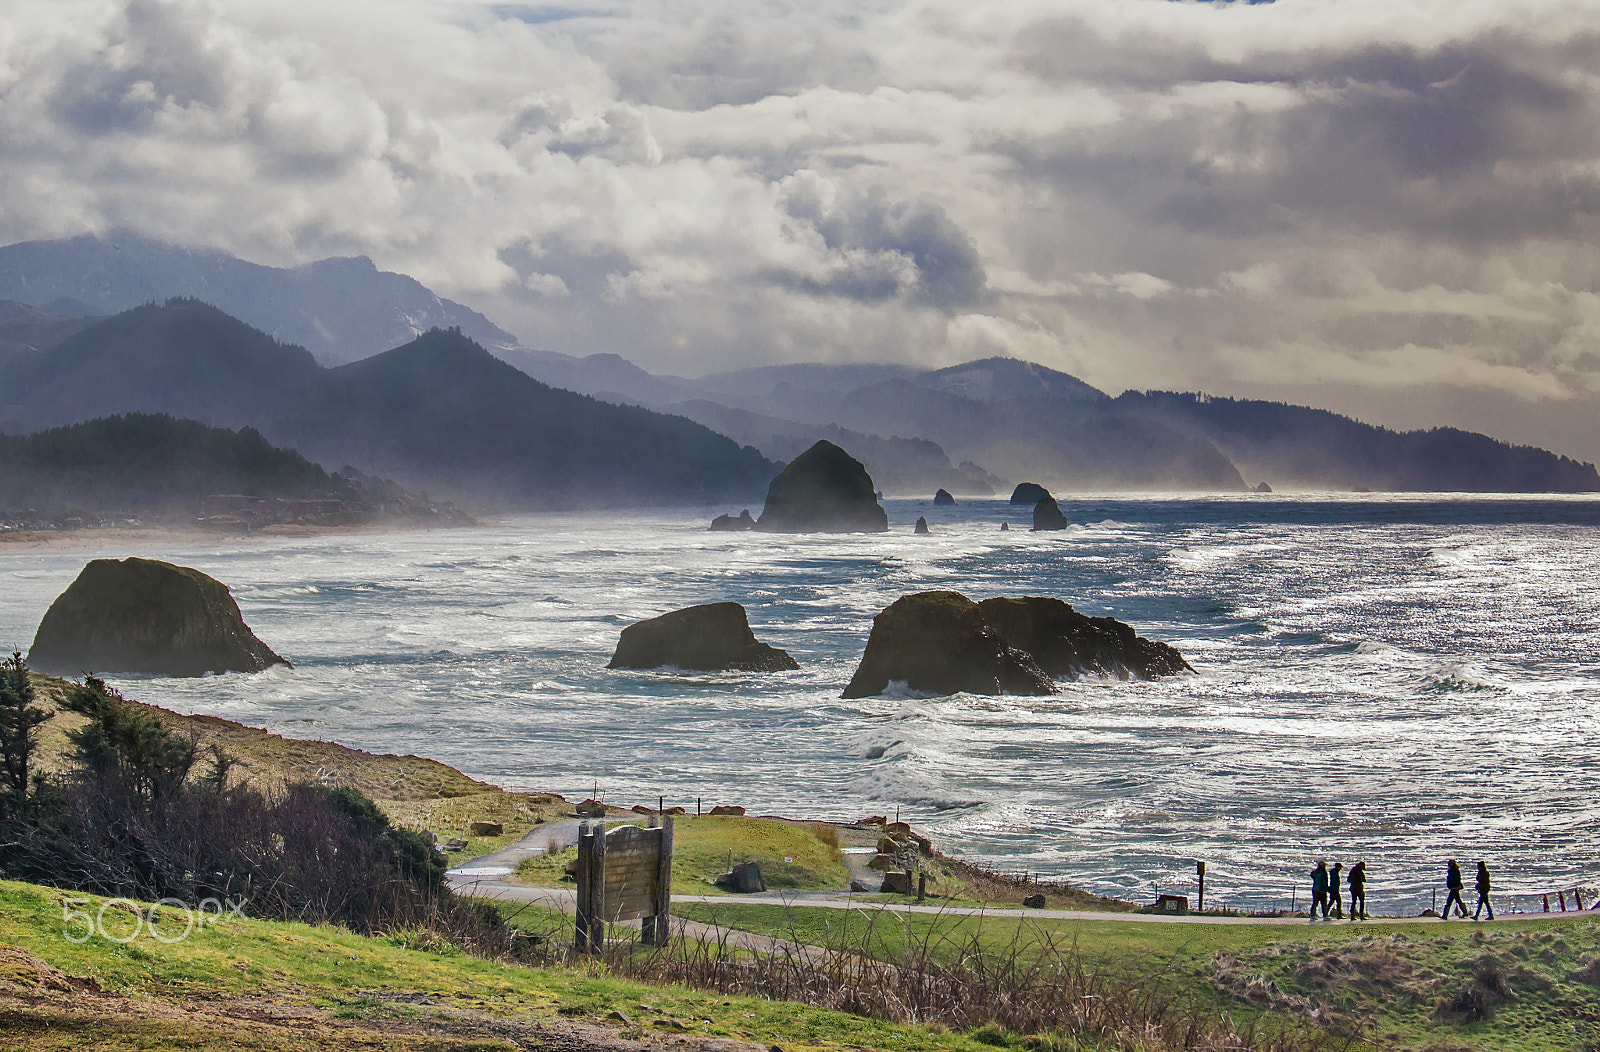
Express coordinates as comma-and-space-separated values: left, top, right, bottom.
0, 652, 48, 810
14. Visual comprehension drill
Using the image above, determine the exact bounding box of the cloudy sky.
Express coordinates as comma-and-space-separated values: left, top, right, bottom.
4, 0, 1600, 460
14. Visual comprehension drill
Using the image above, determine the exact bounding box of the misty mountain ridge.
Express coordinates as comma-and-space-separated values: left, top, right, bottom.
2, 299, 778, 509
0, 231, 519, 366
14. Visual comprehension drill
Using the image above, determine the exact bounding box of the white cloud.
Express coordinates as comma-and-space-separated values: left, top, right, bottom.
4, 0, 1600, 456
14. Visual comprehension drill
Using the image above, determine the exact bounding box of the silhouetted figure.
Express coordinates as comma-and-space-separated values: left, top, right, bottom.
1473, 861, 1494, 920
1348, 860, 1367, 920
1329, 862, 1345, 919
1442, 859, 1467, 919
1310, 860, 1331, 920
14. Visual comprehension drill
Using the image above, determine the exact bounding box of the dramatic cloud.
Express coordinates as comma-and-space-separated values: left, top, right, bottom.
4, 0, 1600, 457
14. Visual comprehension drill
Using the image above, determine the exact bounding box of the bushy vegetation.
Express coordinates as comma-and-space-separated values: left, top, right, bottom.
0, 657, 499, 948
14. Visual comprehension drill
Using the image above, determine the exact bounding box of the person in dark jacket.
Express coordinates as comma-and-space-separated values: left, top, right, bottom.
1329, 862, 1345, 919
1442, 859, 1467, 919
1473, 861, 1494, 920
1348, 860, 1367, 920
1310, 860, 1330, 921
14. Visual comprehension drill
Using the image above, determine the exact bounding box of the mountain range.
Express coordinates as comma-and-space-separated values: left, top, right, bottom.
2, 233, 1595, 496
1, 300, 778, 509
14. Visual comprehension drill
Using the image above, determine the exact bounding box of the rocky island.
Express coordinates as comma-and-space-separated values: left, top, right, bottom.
755, 440, 888, 533
607, 602, 799, 672
28, 556, 289, 677
842, 589, 1192, 697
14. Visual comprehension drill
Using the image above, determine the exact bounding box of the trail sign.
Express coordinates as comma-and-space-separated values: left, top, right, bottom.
573, 815, 674, 950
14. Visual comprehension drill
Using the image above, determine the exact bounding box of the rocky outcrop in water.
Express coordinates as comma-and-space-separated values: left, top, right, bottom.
1254, 482, 1273, 493
914, 516, 930, 535
1010, 482, 1051, 505
28, 557, 288, 677
933, 489, 955, 506
709, 509, 756, 531
607, 602, 798, 672
841, 591, 1056, 699
756, 440, 887, 533
841, 590, 1192, 697
977, 596, 1194, 680
1032, 496, 1069, 531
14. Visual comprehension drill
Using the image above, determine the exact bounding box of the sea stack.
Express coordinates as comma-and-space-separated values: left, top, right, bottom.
841, 591, 1056, 699
607, 602, 799, 672
1032, 496, 1069, 531
28, 557, 289, 677
976, 597, 1194, 680
914, 516, 931, 534
933, 489, 956, 506
710, 509, 756, 531
755, 440, 888, 533
1009, 482, 1051, 506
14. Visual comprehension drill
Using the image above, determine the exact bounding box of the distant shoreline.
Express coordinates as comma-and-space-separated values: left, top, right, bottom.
0, 518, 482, 550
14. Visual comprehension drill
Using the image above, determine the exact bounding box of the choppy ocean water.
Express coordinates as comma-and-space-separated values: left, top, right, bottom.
3, 494, 1597, 915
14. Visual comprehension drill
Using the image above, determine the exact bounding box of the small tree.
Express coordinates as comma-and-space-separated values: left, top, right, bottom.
61, 675, 196, 802
0, 652, 49, 809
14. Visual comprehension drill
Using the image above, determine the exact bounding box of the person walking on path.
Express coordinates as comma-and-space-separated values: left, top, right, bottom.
1329, 862, 1345, 919
1310, 860, 1331, 921
1442, 859, 1467, 919
1473, 861, 1495, 920
1348, 860, 1368, 920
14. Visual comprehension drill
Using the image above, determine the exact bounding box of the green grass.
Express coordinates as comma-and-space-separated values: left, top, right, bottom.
514, 814, 850, 896
676, 901, 1600, 1051
0, 878, 1003, 1052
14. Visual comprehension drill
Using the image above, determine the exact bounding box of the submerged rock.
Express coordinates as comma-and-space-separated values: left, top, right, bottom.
1000, 522, 1010, 532
933, 488, 956, 506
709, 509, 756, 531
841, 591, 1056, 699
28, 557, 288, 677
607, 602, 799, 673
1032, 496, 1069, 531
756, 440, 888, 533
1009, 482, 1052, 505
977, 596, 1194, 680
914, 516, 931, 535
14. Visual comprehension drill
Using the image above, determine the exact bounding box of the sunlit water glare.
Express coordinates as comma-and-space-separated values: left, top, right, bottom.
4, 494, 1597, 915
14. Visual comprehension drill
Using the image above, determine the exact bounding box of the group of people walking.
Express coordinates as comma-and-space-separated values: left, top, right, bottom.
1308, 859, 1368, 920
1307, 858, 1493, 920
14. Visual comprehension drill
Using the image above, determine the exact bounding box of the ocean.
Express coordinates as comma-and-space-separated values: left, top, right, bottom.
3, 494, 1597, 915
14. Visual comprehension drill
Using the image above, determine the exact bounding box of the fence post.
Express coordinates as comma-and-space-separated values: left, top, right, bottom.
1196, 860, 1206, 913
1560, 890, 1568, 911
573, 821, 593, 952
1543, 894, 1550, 913
1577, 889, 1587, 911
646, 816, 674, 946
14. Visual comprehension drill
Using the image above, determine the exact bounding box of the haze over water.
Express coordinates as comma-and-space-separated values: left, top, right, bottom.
4, 495, 1597, 915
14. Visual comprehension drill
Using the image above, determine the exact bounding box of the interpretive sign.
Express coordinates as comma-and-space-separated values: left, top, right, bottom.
573, 815, 674, 950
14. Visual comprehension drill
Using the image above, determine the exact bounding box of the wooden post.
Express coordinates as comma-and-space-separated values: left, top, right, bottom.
590, 820, 607, 949
1196, 860, 1206, 913
1576, 889, 1587, 911
1560, 890, 1568, 911
573, 821, 593, 952
917, 873, 926, 902
1543, 893, 1550, 912
645, 816, 674, 945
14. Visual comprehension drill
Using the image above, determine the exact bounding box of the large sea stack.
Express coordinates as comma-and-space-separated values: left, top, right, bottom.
933, 489, 956, 506
841, 591, 1055, 699
1009, 482, 1052, 505
28, 557, 288, 677
608, 602, 799, 672
756, 440, 888, 533
977, 597, 1194, 680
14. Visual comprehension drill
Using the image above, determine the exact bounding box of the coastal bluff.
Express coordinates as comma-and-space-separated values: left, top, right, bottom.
842, 590, 1193, 697
28, 557, 288, 678
756, 440, 888, 533
608, 602, 799, 672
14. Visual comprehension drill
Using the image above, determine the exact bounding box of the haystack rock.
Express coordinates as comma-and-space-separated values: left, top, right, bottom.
1032, 496, 1069, 531
28, 557, 288, 677
1254, 482, 1273, 494
710, 509, 756, 531
933, 489, 956, 506
607, 602, 799, 673
1009, 482, 1052, 505
755, 440, 887, 533
914, 516, 931, 535
977, 597, 1194, 680
841, 591, 1055, 699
